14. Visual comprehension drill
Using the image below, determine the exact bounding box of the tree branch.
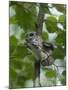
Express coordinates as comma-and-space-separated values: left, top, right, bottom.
36, 4, 45, 35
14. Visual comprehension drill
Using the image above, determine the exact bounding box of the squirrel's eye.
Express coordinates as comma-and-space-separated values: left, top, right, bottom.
29, 33, 34, 36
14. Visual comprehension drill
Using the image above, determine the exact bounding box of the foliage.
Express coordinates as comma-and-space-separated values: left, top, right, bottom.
9, 1, 66, 88
45, 69, 56, 78
45, 16, 58, 33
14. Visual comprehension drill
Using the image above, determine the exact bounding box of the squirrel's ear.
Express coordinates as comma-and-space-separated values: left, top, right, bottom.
42, 42, 54, 50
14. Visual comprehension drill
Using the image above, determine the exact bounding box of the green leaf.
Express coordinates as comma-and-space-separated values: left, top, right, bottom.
10, 16, 17, 24
60, 75, 66, 85
10, 46, 16, 56
42, 32, 48, 41
47, 16, 57, 22
52, 47, 65, 59
58, 15, 65, 24
20, 32, 26, 39
10, 36, 18, 46
9, 67, 17, 89
9, 67, 25, 88
55, 31, 66, 46
17, 62, 34, 80
45, 69, 56, 78
24, 54, 36, 65
17, 55, 36, 79
16, 76, 25, 88
40, 4, 50, 14
9, 54, 35, 88
10, 58, 23, 69
53, 4, 65, 13
9, 67, 17, 80
15, 3, 37, 31
61, 70, 66, 85
45, 16, 57, 33
14, 46, 29, 58
9, 1, 18, 6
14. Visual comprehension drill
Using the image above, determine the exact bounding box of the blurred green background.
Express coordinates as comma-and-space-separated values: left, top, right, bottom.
9, 1, 66, 89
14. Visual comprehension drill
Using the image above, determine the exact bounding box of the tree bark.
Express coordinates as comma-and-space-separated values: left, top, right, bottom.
36, 4, 45, 35
33, 3, 45, 87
